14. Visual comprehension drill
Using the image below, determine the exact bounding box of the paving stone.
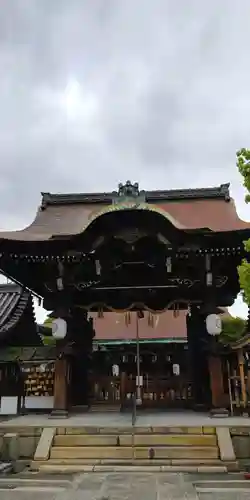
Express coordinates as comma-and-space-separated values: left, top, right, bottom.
2, 471, 249, 500
198, 494, 250, 500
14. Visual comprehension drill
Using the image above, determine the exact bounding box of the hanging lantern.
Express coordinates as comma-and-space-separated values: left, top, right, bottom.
124, 312, 131, 326
137, 310, 144, 319
166, 256, 172, 273
148, 312, 154, 328
206, 314, 222, 336
173, 303, 179, 318
98, 307, 104, 318
95, 259, 101, 276
56, 277, 64, 291
205, 254, 213, 286
51, 318, 67, 339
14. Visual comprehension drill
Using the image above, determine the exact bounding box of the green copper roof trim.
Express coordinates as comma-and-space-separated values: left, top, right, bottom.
93, 338, 187, 346
40, 335, 186, 347
81, 202, 185, 233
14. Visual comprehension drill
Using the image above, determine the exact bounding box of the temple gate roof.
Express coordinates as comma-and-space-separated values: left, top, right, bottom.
0, 183, 249, 243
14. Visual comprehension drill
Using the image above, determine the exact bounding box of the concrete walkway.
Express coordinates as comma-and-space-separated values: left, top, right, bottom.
0, 472, 250, 499
0, 472, 199, 499
0, 411, 249, 428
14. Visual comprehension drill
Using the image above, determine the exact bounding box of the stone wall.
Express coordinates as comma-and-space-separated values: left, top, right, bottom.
0, 427, 42, 460
231, 427, 250, 462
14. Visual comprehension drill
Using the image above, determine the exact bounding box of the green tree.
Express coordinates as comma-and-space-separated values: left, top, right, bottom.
41, 315, 56, 345
237, 148, 250, 304
220, 316, 246, 344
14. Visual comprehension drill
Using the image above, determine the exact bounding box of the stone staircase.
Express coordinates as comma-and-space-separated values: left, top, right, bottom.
31, 425, 238, 473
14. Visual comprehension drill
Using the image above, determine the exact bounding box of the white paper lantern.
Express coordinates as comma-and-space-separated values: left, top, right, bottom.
206, 314, 222, 336
51, 318, 67, 339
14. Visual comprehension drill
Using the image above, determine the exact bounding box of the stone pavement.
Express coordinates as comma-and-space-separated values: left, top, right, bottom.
0, 472, 250, 500
198, 493, 250, 500
1, 410, 250, 429
0, 472, 196, 499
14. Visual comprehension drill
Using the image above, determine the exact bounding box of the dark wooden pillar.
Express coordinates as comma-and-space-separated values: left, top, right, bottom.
51, 357, 69, 418
186, 306, 211, 409
68, 308, 95, 408
208, 356, 225, 408
120, 371, 127, 410
238, 348, 247, 409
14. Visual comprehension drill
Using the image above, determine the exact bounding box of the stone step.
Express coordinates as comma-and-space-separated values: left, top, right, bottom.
36, 463, 227, 473
31, 457, 224, 468
0, 477, 71, 488
195, 480, 250, 489
56, 426, 216, 435
196, 486, 250, 493
53, 433, 217, 447
50, 445, 219, 460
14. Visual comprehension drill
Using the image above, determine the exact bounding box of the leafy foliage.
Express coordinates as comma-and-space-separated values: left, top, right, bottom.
237, 149, 250, 304
237, 148, 250, 203
41, 316, 56, 345
220, 316, 246, 344
42, 335, 56, 346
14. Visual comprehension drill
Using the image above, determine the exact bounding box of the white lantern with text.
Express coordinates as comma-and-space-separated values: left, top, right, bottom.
51, 318, 67, 339
206, 314, 222, 336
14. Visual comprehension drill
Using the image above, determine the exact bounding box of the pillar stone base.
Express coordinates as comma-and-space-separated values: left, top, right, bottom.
210, 407, 229, 418
193, 403, 206, 412
49, 409, 69, 419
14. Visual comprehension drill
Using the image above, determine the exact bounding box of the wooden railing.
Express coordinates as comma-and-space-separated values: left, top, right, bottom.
89, 373, 192, 408
124, 375, 192, 407
89, 375, 121, 404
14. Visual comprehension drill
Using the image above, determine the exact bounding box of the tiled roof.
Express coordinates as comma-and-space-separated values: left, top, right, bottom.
0, 184, 250, 248
0, 182, 248, 243
0, 285, 29, 337
0, 284, 41, 345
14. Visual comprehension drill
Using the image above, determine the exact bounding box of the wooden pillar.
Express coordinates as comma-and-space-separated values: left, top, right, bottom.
51, 357, 69, 418
208, 356, 225, 408
120, 372, 127, 409
186, 307, 211, 409
238, 348, 247, 409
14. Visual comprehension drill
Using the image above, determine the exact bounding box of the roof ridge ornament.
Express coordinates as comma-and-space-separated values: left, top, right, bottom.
112, 181, 145, 205
220, 183, 230, 201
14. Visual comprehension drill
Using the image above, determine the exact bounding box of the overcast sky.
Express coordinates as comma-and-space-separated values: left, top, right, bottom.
0, 1, 250, 322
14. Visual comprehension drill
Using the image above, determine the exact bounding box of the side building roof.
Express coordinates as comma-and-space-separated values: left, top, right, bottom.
0, 284, 42, 346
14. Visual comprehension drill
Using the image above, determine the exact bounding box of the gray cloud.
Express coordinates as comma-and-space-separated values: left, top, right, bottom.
0, 0, 250, 232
